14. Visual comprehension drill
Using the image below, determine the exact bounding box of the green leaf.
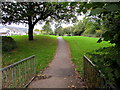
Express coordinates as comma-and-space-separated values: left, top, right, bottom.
114, 14, 120, 18
114, 70, 120, 78
105, 4, 119, 12
90, 8, 105, 15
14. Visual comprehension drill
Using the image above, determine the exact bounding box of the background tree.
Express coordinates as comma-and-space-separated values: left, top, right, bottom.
1, 2, 77, 40
34, 29, 40, 32
72, 20, 84, 36
54, 23, 64, 36
82, 17, 101, 37
34, 29, 40, 35
72, 17, 90, 36
42, 22, 53, 35
62, 26, 73, 36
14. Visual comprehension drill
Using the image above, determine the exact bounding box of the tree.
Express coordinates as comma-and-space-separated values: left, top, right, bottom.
82, 17, 100, 36
34, 29, 40, 35
55, 27, 63, 36
34, 29, 40, 32
72, 17, 89, 36
1, 2, 77, 40
42, 22, 53, 35
63, 26, 73, 36
54, 23, 64, 36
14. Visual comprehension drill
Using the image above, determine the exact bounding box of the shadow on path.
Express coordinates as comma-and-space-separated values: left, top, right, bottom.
28, 37, 86, 88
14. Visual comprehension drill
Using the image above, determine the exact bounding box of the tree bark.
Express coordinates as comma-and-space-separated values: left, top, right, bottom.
28, 16, 34, 40
28, 24, 34, 40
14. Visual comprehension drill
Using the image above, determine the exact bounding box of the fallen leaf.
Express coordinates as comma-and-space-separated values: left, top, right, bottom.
64, 78, 66, 79
68, 86, 70, 88
71, 85, 75, 88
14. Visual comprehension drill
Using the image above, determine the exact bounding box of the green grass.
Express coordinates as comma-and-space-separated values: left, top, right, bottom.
63, 36, 112, 74
2, 35, 57, 73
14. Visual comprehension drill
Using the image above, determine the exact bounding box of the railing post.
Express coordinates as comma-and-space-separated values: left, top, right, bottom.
83, 56, 85, 81
12, 67, 14, 88
2, 71, 4, 89
5, 69, 8, 88
34, 56, 36, 75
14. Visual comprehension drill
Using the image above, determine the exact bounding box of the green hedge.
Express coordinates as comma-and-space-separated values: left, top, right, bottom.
2, 36, 17, 52
88, 46, 120, 88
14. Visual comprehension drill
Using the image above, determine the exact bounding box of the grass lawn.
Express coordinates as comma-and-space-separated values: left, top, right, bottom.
2, 35, 57, 73
63, 36, 112, 74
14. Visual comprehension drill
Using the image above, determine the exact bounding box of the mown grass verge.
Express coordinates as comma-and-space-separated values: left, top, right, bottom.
63, 36, 112, 74
2, 35, 57, 73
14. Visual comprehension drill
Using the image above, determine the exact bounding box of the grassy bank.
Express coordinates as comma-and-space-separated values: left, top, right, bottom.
2, 35, 57, 73
63, 36, 112, 74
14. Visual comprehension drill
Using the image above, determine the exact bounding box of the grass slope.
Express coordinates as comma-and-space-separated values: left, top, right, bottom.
2, 35, 57, 73
63, 36, 112, 74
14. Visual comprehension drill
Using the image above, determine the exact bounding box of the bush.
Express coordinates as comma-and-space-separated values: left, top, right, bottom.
2, 36, 17, 52
88, 46, 120, 88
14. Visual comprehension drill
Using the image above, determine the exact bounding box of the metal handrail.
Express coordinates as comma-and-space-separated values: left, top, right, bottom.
0, 55, 35, 71
83, 55, 104, 76
1, 55, 36, 88
83, 55, 116, 89
83, 55, 95, 67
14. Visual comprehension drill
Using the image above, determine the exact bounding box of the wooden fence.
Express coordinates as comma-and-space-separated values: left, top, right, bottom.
0, 55, 36, 88
83, 55, 116, 89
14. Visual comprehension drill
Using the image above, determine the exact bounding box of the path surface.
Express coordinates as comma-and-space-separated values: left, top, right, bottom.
28, 37, 86, 88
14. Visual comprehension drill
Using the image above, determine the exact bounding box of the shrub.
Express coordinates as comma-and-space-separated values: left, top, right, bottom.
88, 46, 120, 88
2, 36, 17, 52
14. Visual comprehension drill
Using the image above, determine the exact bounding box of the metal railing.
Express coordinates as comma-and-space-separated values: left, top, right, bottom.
0, 55, 36, 88
83, 55, 116, 89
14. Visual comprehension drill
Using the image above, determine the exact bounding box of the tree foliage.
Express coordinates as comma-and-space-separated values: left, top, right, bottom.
42, 22, 53, 35
54, 22, 63, 36
63, 26, 73, 36
88, 47, 120, 88
54, 16, 101, 36
71, 17, 100, 36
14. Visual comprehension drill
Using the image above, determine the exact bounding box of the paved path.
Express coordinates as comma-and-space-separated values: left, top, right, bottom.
28, 37, 86, 88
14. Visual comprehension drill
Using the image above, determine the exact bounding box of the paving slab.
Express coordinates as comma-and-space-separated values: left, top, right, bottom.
28, 37, 86, 88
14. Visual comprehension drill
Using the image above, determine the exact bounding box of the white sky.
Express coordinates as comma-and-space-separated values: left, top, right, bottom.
0, 15, 84, 31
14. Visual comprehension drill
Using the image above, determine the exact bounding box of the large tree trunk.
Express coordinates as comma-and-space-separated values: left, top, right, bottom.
28, 16, 34, 40
28, 25, 34, 40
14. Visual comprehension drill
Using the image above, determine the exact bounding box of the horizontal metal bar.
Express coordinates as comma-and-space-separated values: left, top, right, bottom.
0, 55, 35, 72
83, 55, 95, 67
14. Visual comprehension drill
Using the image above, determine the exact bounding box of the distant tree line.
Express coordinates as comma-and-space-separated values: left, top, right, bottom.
40, 17, 103, 37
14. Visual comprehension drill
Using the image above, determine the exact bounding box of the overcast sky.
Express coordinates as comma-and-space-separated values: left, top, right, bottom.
0, 15, 84, 31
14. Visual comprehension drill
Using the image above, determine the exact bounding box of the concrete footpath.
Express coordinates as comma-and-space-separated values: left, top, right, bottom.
28, 37, 86, 88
